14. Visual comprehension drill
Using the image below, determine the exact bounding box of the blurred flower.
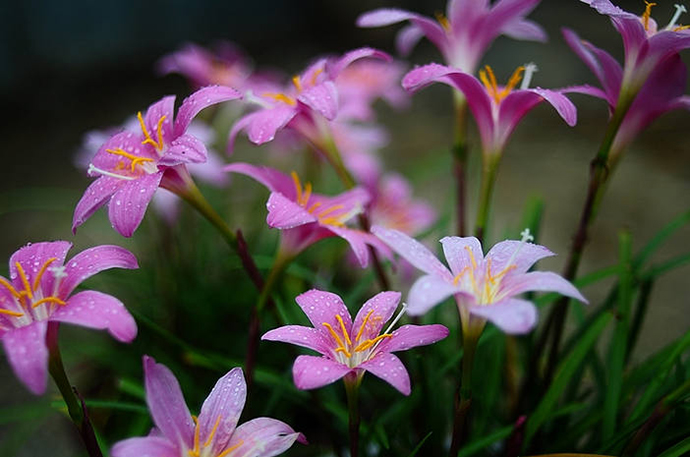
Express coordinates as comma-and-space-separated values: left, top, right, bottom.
368, 173, 436, 237
403, 63, 577, 157
224, 163, 390, 267
0, 241, 138, 394
357, 0, 546, 73
330, 121, 390, 189
111, 356, 305, 457
563, 28, 690, 161
373, 227, 587, 334
263, 289, 448, 395
73, 86, 240, 237
227, 48, 391, 153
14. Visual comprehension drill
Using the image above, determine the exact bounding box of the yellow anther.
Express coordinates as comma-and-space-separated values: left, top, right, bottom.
15, 262, 33, 301
32, 258, 57, 292
203, 414, 222, 448
674, 24, 690, 31
0, 308, 24, 317
464, 246, 477, 270
262, 92, 297, 106
335, 346, 353, 358
452, 266, 470, 286
322, 322, 347, 353
309, 68, 324, 86
217, 439, 244, 457
643, 1, 656, 30
0, 277, 23, 300
307, 201, 323, 214
291, 171, 303, 204
354, 333, 393, 352
335, 314, 352, 346
479, 65, 524, 104
106, 148, 155, 172
32, 297, 66, 308
316, 204, 344, 220
156, 115, 167, 151
500, 66, 525, 99
292, 75, 302, 92
137, 111, 158, 150
435, 11, 451, 31
355, 309, 375, 343
301, 182, 312, 206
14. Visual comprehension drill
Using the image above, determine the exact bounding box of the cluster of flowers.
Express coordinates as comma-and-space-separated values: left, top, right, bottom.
2, 0, 689, 455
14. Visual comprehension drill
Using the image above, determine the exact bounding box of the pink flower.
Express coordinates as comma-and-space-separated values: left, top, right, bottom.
403, 63, 577, 156
111, 357, 305, 457
0, 241, 138, 394
72, 86, 241, 237
357, 0, 546, 73
368, 173, 436, 237
372, 227, 587, 334
224, 163, 390, 267
227, 48, 391, 153
262, 290, 448, 395
563, 28, 690, 158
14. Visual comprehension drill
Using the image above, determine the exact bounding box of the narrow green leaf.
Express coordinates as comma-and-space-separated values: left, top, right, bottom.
50, 399, 148, 414
525, 311, 612, 443
407, 431, 433, 457
457, 425, 513, 457
657, 435, 690, 457
626, 279, 653, 363
634, 208, 690, 269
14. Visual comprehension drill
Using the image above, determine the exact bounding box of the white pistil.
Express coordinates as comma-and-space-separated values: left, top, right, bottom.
666, 4, 687, 29
88, 164, 136, 181
503, 228, 535, 269
370, 303, 408, 354
520, 63, 539, 90
244, 89, 275, 109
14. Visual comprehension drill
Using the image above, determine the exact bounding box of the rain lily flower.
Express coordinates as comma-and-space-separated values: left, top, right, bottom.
357, 0, 546, 73
372, 227, 587, 334
224, 163, 390, 267
227, 48, 391, 154
579, 0, 690, 92
262, 290, 448, 395
111, 356, 305, 457
72, 85, 241, 237
563, 28, 690, 162
403, 62, 577, 157
0, 241, 138, 394
330, 121, 390, 189
368, 173, 436, 237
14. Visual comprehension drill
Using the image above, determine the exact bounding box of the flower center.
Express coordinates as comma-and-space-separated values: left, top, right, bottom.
479, 65, 525, 104
188, 414, 244, 457
434, 11, 451, 32
291, 171, 360, 227
665, 3, 690, 31
262, 68, 324, 106
642, 1, 656, 31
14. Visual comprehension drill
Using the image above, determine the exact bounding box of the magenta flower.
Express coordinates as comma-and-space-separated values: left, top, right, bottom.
357, 0, 546, 73
368, 173, 436, 237
227, 48, 391, 153
72, 86, 240, 237
373, 227, 587, 334
224, 163, 390, 267
111, 356, 305, 457
0, 241, 138, 394
262, 290, 448, 395
403, 63, 577, 156
563, 28, 690, 159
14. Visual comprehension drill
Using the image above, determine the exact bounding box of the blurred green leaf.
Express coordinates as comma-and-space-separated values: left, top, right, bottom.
657, 435, 690, 457
407, 432, 432, 457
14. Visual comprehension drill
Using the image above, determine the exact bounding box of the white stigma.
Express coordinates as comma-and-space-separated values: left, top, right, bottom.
520, 228, 535, 243
520, 63, 539, 90
504, 228, 535, 269
244, 89, 275, 109
48, 265, 67, 279
667, 4, 687, 29
88, 164, 136, 181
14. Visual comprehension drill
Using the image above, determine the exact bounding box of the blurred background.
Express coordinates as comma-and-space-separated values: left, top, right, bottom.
1, 0, 689, 455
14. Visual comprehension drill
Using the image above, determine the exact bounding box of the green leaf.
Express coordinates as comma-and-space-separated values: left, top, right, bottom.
407, 431, 433, 457
657, 435, 690, 457
525, 311, 612, 443
634, 208, 690, 269
457, 426, 512, 457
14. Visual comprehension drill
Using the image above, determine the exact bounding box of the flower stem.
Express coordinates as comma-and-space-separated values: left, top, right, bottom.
474, 154, 500, 244
344, 373, 361, 457
453, 93, 469, 236
46, 323, 104, 457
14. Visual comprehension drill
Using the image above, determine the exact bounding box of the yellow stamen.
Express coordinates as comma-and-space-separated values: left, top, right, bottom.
203, 414, 222, 448
292, 75, 302, 92
156, 115, 167, 151
335, 346, 353, 358
674, 24, 690, 31
435, 11, 451, 31
642, 1, 656, 31
452, 266, 471, 286
262, 92, 297, 106
15, 262, 33, 301
335, 314, 352, 346
32, 297, 66, 308
307, 201, 322, 213
316, 204, 344, 219
32, 258, 57, 292
0, 308, 24, 317
309, 68, 324, 86
479, 65, 524, 104
106, 148, 155, 172
355, 309, 375, 343
189, 414, 201, 457
499, 66, 524, 99
301, 182, 312, 206
322, 322, 347, 352
465, 246, 477, 270
354, 333, 393, 352
291, 171, 303, 205
0, 277, 23, 300
217, 439, 244, 457
137, 111, 159, 150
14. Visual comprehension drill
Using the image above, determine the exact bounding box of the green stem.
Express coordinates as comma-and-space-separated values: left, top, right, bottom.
453, 93, 469, 237
474, 154, 500, 244
344, 374, 361, 457
46, 323, 103, 457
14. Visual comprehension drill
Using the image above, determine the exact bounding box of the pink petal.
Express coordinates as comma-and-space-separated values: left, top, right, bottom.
2, 321, 48, 395
328, 47, 392, 79
352, 292, 401, 343
231, 106, 296, 149
72, 176, 123, 233
359, 352, 411, 395
499, 271, 588, 303
297, 82, 338, 120
197, 367, 246, 455
143, 356, 194, 448
356, 9, 447, 53
108, 172, 163, 237
226, 417, 305, 457
326, 225, 384, 268
372, 226, 453, 280
266, 192, 317, 229
488, 0, 542, 35
144, 96, 176, 144
262, 325, 330, 355
59, 245, 138, 296
468, 298, 537, 334
187, 149, 229, 187
502, 18, 547, 41
51, 291, 137, 342
10, 241, 72, 295
563, 84, 609, 102
174, 85, 241, 136
485, 240, 554, 274
224, 163, 297, 198
111, 436, 178, 457
440, 236, 484, 277
407, 274, 461, 316
292, 355, 351, 390
376, 324, 449, 353
159, 134, 208, 166
528, 88, 578, 126
295, 289, 353, 337
396, 24, 425, 56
